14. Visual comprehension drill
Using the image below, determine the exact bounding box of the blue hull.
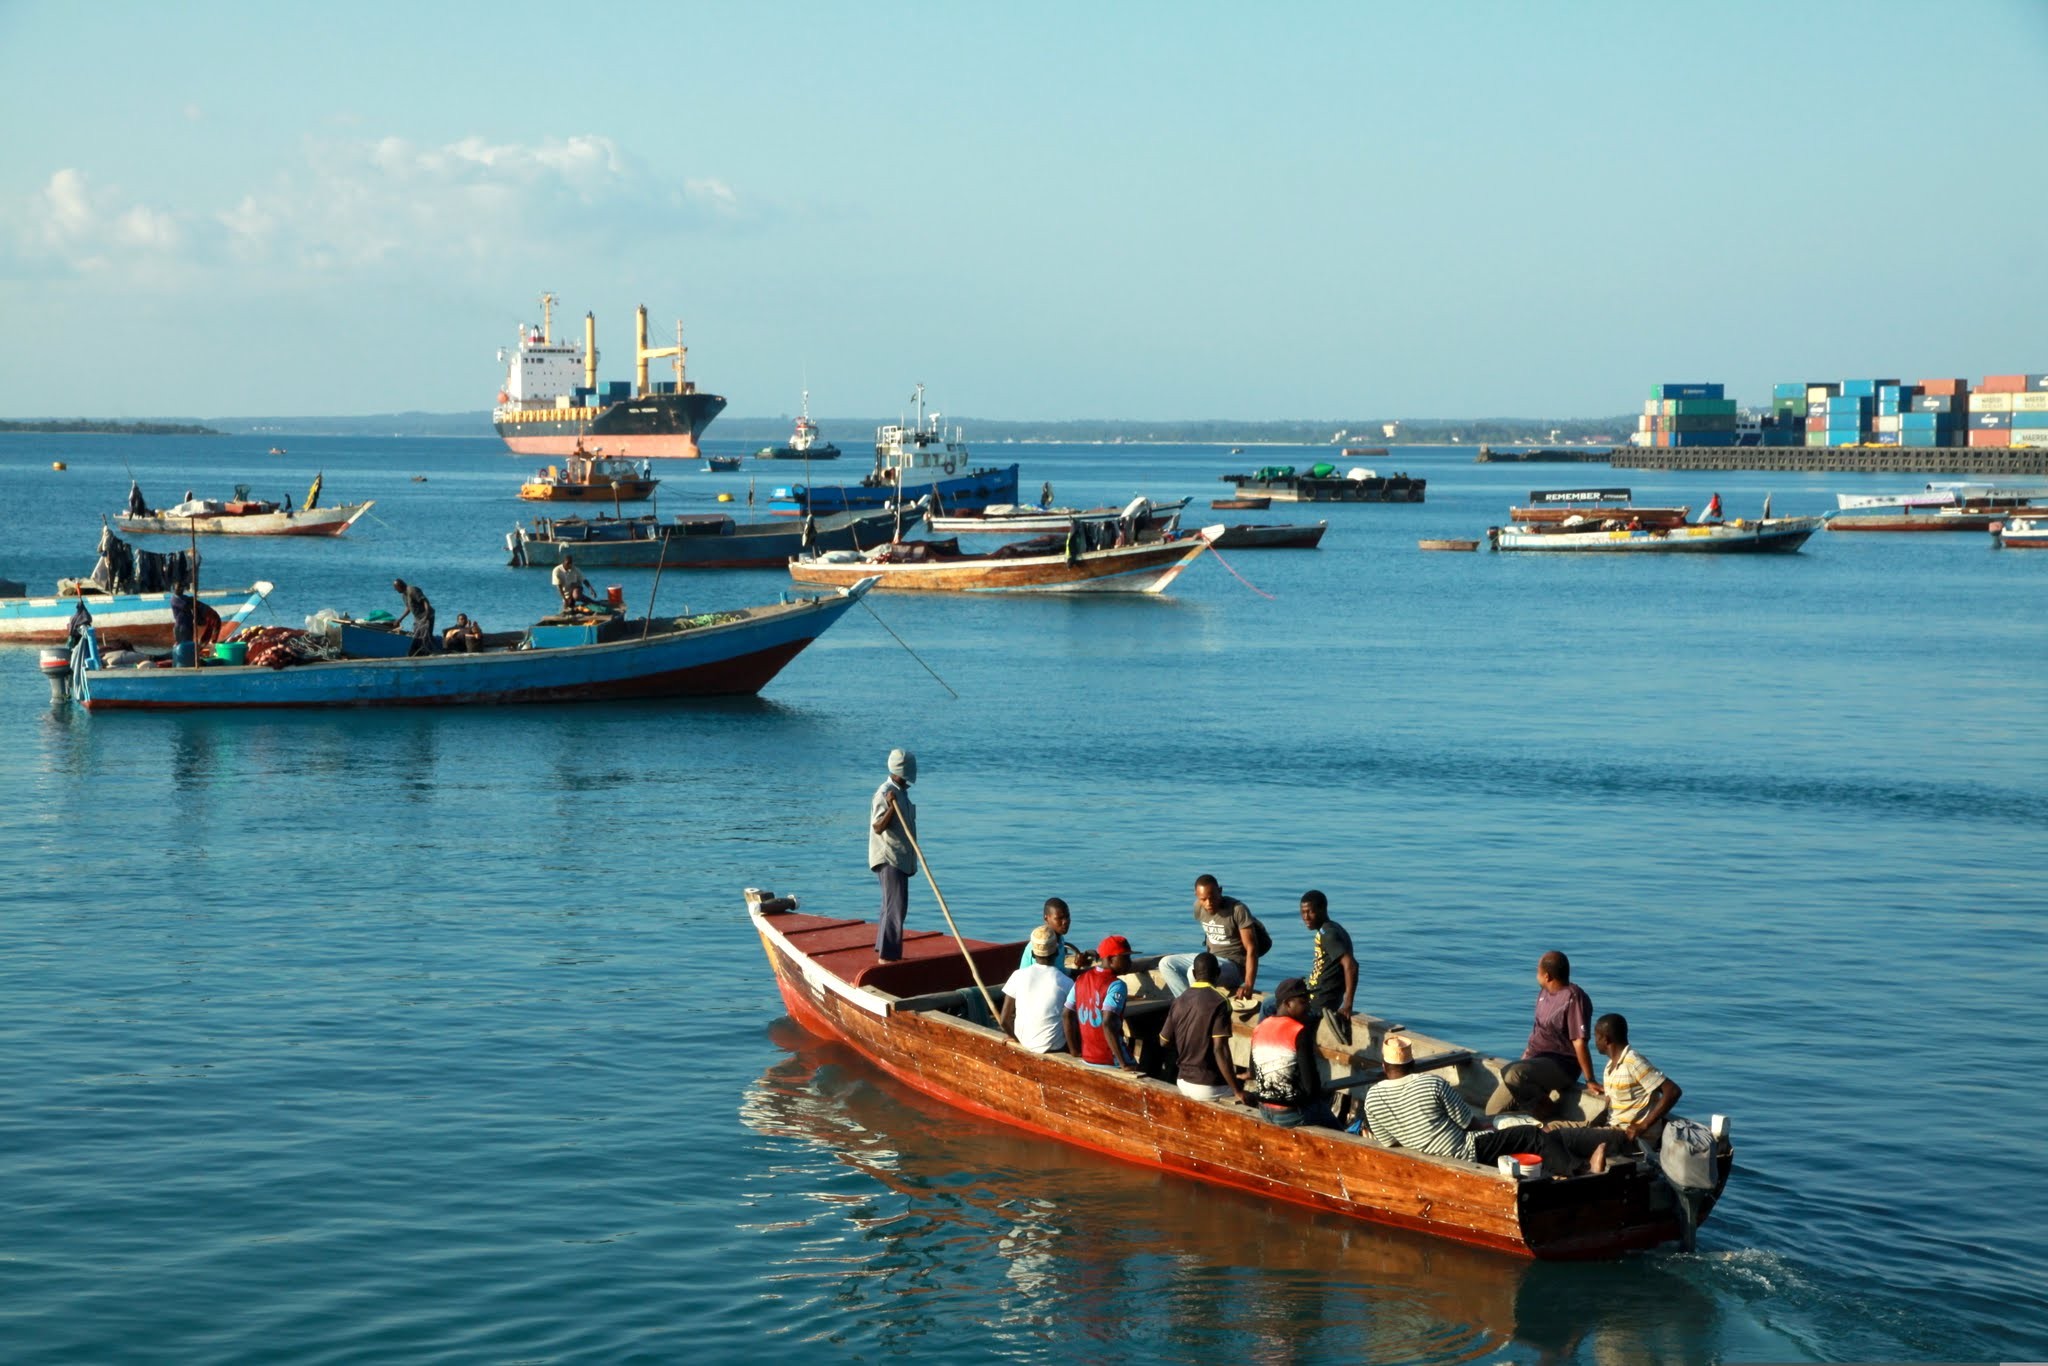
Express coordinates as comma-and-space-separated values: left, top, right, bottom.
769, 464, 1020, 517
70, 588, 866, 710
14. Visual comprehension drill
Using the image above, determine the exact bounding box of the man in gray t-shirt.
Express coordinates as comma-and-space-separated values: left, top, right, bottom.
869, 749, 918, 961
1159, 874, 1260, 999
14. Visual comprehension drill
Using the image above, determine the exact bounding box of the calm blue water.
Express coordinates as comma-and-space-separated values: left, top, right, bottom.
1, 433, 2043, 1363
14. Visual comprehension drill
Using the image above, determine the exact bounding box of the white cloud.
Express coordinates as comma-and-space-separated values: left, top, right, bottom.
14, 169, 186, 283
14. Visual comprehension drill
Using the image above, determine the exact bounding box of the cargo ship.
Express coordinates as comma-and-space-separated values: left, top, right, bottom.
492, 294, 726, 460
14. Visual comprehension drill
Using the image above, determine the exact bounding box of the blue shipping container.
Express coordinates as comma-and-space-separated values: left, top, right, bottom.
1650, 383, 1725, 400
2013, 411, 2048, 429
1841, 380, 1878, 398
1914, 396, 1960, 413
1772, 382, 1807, 400
1968, 411, 2009, 429
1900, 411, 1945, 428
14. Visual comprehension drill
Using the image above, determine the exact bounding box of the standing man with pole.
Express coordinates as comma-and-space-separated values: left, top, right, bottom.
869, 749, 918, 963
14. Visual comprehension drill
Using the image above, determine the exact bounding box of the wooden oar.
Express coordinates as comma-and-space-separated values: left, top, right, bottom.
897, 820, 999, 1021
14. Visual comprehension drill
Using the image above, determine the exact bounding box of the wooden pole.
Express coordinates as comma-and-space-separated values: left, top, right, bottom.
898, 820, 999, 1021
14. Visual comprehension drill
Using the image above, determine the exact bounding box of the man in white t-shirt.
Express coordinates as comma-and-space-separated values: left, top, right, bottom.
1000, 925, 1074, 1054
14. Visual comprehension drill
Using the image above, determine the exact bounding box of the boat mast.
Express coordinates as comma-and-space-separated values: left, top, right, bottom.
540, 291, 555, 344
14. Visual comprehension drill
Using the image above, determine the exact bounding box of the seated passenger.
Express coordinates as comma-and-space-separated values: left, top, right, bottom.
1062, 936, 1139, 1071
1366, 1035, 1619, 1175
442, 613, 482, 653
1594, 1012, 1681, 1153
552, 555, 597, 611
1162, 952, 1249, 1104
1485, 950, 1599, 1120
1244, 978, 1339, 1128
1158, 875, 1260, 1000
1018, 896, 1077, 973
1000, 925, 1074, 1055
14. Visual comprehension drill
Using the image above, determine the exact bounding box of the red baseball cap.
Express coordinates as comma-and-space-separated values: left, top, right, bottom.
1097, 934, 1132, 957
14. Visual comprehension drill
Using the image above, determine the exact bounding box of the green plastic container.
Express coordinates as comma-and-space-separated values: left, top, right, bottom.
214, 640, 249, 665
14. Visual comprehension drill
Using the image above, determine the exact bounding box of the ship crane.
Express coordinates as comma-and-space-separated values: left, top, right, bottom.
636, 306, 686, 398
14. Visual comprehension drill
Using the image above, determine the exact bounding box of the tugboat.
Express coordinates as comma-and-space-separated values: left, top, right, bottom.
756, 390, 841, 460
768, 384, 1020, 517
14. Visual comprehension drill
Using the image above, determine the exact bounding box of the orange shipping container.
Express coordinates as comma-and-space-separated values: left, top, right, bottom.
1967, 428, 2012, 447
1978, 374, 2029, 393
1916, 378, 1969, 396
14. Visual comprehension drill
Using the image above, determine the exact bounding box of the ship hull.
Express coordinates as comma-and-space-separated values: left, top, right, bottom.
769, 464, 1021, 517
494, 392, 728, 460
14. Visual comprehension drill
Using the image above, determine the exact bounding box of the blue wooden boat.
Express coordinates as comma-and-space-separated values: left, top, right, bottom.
56, 581, 875, 711
768, 384, 1019, 517
0, 582, 273, 646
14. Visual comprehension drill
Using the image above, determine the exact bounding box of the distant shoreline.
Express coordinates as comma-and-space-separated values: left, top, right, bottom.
0, 419, 222, 436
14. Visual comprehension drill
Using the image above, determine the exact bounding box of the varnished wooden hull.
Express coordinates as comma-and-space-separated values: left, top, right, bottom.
751, 901, 1727, 1260
788, 532, 1214, 594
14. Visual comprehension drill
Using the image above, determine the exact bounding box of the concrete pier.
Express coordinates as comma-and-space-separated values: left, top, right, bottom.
1613, 447, 2048, 475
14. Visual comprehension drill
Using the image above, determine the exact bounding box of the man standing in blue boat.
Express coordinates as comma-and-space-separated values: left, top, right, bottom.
869, 749, 918, 963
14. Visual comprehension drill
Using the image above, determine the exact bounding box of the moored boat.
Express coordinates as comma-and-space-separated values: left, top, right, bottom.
507, 506, 909, 570
1211, 496, 1271, 510
704, 455, 742, 473
1993, 514, 2048, 549
1824, 483, 2048, 532
1508, 488, 1690, 528
1220, 465, 1425, 503
769, 384, 1020, 517
756, 390, 842, 460
747, 891, 1732, 1260
55, 582, 874, 710
519, 450, 659, 502
1489, 515, 1821, 553
1210, 520, 1326, 549
1419, 538, 1481, 552
1, 581, 272, 646
114, 483, 371, 537
788, 526, 1218, 594
927, 496, 1189, 537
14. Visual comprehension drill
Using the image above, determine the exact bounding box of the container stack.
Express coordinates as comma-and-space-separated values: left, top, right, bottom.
1977, 373, 2048, 450
1906, 379, 1967, 449
1636, 383, 1735, 447
1872, 382, 1916, 446
1806, 382, 1869, 447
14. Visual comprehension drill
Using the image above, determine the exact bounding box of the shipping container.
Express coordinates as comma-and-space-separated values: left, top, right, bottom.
1968, 428, 2013, 447
2012, 430, 2048, 448
1649, 383, 1724, 400
1915, 396, 1961, 414
1978, 374, 2028, 393
1670, 397, 1738, 415
2028, 374, 2048, 392
2013, 393, 2048, 413
1968, 411, 2010, 429
1916, 378, 1969, 397
1899, 430, 1944, 448
1806, 384, 1841, 403
1971, 393, 2016, 413
1875, 415, 1900, 433
2012, 411, 2048, 429
1899, 411, 1948, 429
1771, 382, 1807, 400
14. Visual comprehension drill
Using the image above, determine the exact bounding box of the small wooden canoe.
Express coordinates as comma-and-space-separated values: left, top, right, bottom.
788, 528, 1217, 595
1418, 539, 1481, 552
1211, 497, 1271, 510
749, 892, 1732, 1260
1211, 521, 1326, 549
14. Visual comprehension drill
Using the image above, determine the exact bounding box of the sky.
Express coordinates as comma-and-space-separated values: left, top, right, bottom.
2, 0, 2045, 421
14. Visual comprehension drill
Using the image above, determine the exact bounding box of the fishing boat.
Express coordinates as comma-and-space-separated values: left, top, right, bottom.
1507, 488, 1691, 528
788, 527, 1218, 595
756, 390, 842, 460
747, 891, 1733, 1259
52, 582, 875, 711
1, 581, 272, 646
769, 384, 1020, 517
1993, 515, 2048, 549
519, 450, 659, 503
1212, 497, 1271, 510
1824, 483, 2048, 532
704, 455, 742, 473
1210, 520, 1326, 550
1220, 465, 1425, 503
926, 497, 1190, 537
114, 486, 371, 537
1419, 539, 1481, 552
507, 506, 910, 570
1488, 514, 1821, 553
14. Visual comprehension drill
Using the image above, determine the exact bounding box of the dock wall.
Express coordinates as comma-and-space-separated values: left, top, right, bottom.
1611, 447, 2048, 475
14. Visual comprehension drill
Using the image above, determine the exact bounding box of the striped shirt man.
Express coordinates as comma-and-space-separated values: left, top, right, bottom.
1364, 1072, 1480, 1163
1601, 1045, 1669, 1130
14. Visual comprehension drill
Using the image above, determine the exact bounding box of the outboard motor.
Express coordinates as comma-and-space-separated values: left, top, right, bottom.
40, 646, 73, 704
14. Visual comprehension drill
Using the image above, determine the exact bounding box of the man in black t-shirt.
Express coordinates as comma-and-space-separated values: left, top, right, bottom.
1299, 889, 1358, 1043
1163, 953, 1248, 1104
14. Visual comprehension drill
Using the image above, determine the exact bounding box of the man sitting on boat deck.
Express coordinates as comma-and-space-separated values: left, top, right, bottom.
551, 555, 598, 612
1062, 936, 1139, 1072
392, 579, 436, 657
869, 749, 918, 963
1159, 875, 1261, 1001
442, 613, 482, 654
1593, 1013, 1681, 1155
1485, 951, 1600, 1120
1163, 953, 1250, 1105
1018, 897, 1079, 973
1246, 979, 1339, 1128
1366, 1034, 1595, 1175
1000, 925, 1074, 1056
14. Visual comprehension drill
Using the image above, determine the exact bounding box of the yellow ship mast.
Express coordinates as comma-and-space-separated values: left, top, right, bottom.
635, 305, 687, 398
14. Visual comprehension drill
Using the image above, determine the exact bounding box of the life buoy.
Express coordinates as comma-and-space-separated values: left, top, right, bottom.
942, 457, 956, 475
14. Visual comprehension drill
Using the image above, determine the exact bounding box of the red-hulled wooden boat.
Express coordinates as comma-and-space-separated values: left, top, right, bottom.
748, 891, 1733, 1260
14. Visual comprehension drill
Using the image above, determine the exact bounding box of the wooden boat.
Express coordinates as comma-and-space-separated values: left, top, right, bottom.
747, 892, 1732, 1260
1488, 516, 1821, 553
927, 497, 1190, 537
0, 581, 272, 646
1211, 496, 1270, 510
507, 506, 908, 569
1507, 488, 1689, 528
1220, 466, 1425, 503
788, 527, 1217, 594
704, 455, 742, 472
1210, 520, 1326, 549
1418, 538, 1481, 552
1993, 515, 2048, 549
518, 451, 659, 502
1825, 484, 2047, 532
113, 501, 371, 537
55, 582, 874, 711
